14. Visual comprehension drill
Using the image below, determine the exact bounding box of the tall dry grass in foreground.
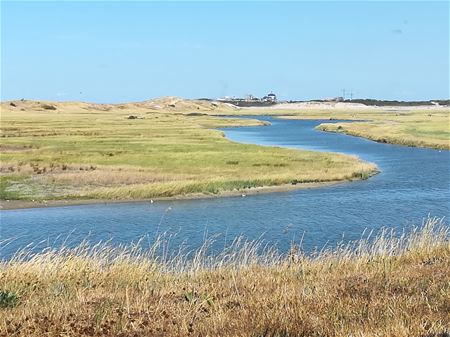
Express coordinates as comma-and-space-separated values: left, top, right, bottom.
1, 218, 449, 337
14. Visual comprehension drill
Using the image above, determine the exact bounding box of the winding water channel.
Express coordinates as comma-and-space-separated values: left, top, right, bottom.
1, 117, 449, 258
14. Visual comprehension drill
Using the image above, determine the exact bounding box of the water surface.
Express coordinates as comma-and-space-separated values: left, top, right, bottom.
1, 117, 449, 258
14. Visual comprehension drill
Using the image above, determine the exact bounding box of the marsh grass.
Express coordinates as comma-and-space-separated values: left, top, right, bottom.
1, 217, 449, 336
0, 103, 376, 201
317, 121, 450, 150
273, 108, 449, 150
215, 106, 449, 149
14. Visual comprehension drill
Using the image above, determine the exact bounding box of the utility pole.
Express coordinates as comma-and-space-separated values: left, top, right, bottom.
349, 92, 353, 101
342, 89, 346, 100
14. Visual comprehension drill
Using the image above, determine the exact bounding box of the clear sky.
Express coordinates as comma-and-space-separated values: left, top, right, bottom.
1, 1, 449, 103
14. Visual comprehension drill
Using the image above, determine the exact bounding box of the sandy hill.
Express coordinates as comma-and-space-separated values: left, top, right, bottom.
1, 97, 238, 114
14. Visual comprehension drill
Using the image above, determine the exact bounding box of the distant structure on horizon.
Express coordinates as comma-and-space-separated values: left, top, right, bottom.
262, 92, 277, 103
216, 92, 278, 107
324, 96, 344, 102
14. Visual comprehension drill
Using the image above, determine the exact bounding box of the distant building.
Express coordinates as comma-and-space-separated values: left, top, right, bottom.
324, 97, 344, 102
216, 91, 277, 107
245, 94, 260, 102
262, 92, 277, 103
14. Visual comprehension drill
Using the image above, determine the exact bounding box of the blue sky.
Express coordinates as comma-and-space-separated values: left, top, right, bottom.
1, 1, 449, 102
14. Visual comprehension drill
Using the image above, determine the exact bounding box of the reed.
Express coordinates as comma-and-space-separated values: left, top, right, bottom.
1, 217, 449, 336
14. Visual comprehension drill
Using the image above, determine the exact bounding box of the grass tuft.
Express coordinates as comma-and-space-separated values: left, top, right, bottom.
0, 290, 19, 308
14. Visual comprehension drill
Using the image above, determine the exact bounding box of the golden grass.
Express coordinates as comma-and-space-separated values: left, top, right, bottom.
316, 119, 450, 149
0, 217, 449, 336
0, 100, 377, 202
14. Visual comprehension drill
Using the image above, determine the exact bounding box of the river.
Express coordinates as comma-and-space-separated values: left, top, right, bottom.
1, 117, 449, 258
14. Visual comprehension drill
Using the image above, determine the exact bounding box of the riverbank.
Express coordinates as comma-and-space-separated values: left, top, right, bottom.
1, 218, 448, 337
316, 122, 450, 150
0, 99, 376, 204
0, 180, 351, 210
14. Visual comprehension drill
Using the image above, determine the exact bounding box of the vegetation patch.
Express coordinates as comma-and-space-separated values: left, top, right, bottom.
0, 291, 19, 308
316, 119, 450, 150
0, 175, 31, 200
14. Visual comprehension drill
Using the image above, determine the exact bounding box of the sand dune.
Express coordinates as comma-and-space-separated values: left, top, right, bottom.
1, 97, 238, 114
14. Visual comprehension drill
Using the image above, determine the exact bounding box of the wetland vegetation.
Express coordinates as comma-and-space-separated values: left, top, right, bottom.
0, 100, 376, 205
0, 218, 448, 337
218, 106, 450, 150
314, 109, 450, 150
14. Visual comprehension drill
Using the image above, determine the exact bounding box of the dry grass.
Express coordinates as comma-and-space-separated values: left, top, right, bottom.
1, 217, 449, 336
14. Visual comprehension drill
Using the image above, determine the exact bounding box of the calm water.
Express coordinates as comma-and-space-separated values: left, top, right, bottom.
1, 117, 449, 258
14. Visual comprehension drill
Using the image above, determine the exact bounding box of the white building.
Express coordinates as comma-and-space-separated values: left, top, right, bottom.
262, 92, 277, 103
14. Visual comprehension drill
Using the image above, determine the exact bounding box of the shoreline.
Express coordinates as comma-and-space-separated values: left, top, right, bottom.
0, 180, 351, 210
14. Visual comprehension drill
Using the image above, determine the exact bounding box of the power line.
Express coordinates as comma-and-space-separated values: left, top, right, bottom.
342, 89, 354, 101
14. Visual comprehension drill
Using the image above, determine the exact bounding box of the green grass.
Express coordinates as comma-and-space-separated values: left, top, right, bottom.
0, 290, 19, 309
0, 175, 31, 200
0, 102, 376, 201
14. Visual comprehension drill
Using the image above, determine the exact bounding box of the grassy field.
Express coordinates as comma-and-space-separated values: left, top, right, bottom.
225, 105, 450, 150
0, 217, 448, 337
0, 100, 376, 204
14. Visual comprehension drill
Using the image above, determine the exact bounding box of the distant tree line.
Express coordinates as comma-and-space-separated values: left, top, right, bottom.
344, 99, 449, 107
287, 99, 449, 106
199, 98, 450, 107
